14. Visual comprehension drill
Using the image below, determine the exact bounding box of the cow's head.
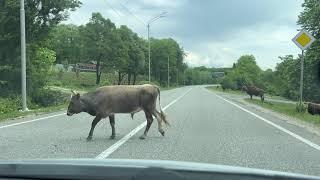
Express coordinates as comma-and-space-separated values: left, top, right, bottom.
67, 90, 82, 116
241, 85, 248, 92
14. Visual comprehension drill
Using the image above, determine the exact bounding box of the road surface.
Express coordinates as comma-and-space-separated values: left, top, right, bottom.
0, 86, 320, 176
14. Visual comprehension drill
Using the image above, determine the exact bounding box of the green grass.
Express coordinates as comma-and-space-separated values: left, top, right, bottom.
206, 86, 291, 101
245, 98, 320, 125
0, 103, 67, 121
206, 86, 244, 95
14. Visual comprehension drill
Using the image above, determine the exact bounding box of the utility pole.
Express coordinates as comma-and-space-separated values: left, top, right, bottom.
20, 0, 28, 111
167, 56, 170, 87
147, 24, 151, 82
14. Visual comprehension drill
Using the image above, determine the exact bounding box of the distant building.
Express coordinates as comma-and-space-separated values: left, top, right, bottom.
73, 63, 97, 72
212, 72, 225, 78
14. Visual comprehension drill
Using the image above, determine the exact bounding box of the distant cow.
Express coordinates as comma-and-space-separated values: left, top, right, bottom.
67, 84, 168, 140
242, 85, 264, 102
306, 102, 320, 115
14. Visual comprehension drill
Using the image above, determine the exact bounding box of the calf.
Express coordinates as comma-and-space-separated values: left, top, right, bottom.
67, 84, 168, 140
242, 85, 265, 102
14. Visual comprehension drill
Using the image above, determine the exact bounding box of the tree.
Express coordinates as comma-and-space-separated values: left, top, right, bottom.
0, 0, 81, 96
297, 0, 320, 102
47, 24, 81, 64
79, 12, 117, 85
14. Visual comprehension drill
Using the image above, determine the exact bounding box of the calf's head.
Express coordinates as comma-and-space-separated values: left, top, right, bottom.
67, 90, 83, 116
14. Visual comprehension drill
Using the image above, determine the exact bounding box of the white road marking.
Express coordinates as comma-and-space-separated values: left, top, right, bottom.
205, 89, 320, 151
0, 113, 66, 129
95, 88, 193, 159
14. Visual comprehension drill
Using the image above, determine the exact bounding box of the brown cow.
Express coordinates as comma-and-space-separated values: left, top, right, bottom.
67, 84, 168, 140
306, 102, 320, 115
242, 85, 264, 102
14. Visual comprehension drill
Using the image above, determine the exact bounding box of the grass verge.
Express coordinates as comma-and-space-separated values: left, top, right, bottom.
206, 86, 244, 95
0, 103, 67, 121
205, 86, 291, 101
245, 98, 320, 126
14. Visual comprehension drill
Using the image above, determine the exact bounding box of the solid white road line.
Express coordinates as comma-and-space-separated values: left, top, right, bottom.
95, 88, 193, 159
204, 88, 320, 151
0, 113, 66, 129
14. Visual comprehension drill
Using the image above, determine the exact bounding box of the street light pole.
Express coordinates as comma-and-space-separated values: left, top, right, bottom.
167, 55, 169, 87
20, 0, 28, 111
148, 24, 151, 82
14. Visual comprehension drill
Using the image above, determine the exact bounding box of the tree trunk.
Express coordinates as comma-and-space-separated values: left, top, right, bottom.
96, 55, 102, 85
128, 72, 131, 85
133, 72, 137, 85
118, 72, 126, 85
118, 71, 121, 85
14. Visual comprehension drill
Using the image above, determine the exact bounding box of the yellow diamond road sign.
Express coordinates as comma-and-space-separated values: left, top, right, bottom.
292, 30, 315, 50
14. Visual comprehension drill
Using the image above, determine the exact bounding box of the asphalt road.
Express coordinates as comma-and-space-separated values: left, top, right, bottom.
0, 86, 320, 176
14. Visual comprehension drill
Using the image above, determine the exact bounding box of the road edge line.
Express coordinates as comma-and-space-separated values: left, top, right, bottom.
0, 113, 66, 129
95, 88, 193, 159
204, 88, 320, 151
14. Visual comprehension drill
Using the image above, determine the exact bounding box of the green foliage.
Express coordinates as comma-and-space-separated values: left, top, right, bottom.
32, 89, 66, 107
296, 101, 307, 113
0, 97, 20, 114
28, 47, 56, 97
220, 55, 262, 90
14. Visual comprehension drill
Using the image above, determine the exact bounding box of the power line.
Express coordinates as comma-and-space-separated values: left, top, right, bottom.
102, 0, 122, 17
118, 1, 146, 25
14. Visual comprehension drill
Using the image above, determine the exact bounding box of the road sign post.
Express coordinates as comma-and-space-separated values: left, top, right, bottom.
292, 29, 315, 105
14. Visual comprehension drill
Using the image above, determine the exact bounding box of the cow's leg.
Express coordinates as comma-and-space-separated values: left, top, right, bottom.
139, 111, 153, 140
153, 110, 165, 136
87, 116, 102, 141
109, 115, 115, 139
250, 95, 252, 99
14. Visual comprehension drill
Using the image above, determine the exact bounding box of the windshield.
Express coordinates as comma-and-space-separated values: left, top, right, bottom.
1, 0, 320, 177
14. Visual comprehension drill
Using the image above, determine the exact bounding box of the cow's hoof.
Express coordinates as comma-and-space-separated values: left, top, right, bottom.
86, 136, 92, 141
110, 135, 115, 139
159, 130, 165, 136
139, 135, 146, 140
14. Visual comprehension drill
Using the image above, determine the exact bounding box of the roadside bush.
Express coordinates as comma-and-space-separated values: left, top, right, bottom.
296, 101, 306, 113
221, 77, 236, 90
32, 89, 67, 107
0, 98, 20, 114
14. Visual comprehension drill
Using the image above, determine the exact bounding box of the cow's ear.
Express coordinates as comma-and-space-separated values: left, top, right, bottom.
76, 93, 80, 99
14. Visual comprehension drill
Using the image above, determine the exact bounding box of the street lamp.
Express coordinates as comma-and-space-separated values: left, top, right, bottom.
147, 12, 167, 82
20, 0, 28, 111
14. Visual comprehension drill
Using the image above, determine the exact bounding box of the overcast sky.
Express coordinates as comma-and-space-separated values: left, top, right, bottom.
65, 0, 304, 70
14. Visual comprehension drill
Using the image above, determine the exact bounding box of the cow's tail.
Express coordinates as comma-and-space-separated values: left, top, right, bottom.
156, 86, 169, 126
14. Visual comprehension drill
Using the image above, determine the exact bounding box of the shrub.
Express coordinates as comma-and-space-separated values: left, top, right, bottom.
0, 97, 19, 114
296, 101, 306, 113
32, 89, 67, 107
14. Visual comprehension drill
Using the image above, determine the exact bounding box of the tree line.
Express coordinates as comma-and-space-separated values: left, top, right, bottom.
47, 13, 189, 86
0, 0, 215, 110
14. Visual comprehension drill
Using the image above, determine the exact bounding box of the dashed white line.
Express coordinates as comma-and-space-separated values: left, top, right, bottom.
95, 88, 193, 159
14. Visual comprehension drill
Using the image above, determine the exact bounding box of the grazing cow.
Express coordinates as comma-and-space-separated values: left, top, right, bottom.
67, 84, 168, 140
306, 102, 320, 115
242, 85, 265, 102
